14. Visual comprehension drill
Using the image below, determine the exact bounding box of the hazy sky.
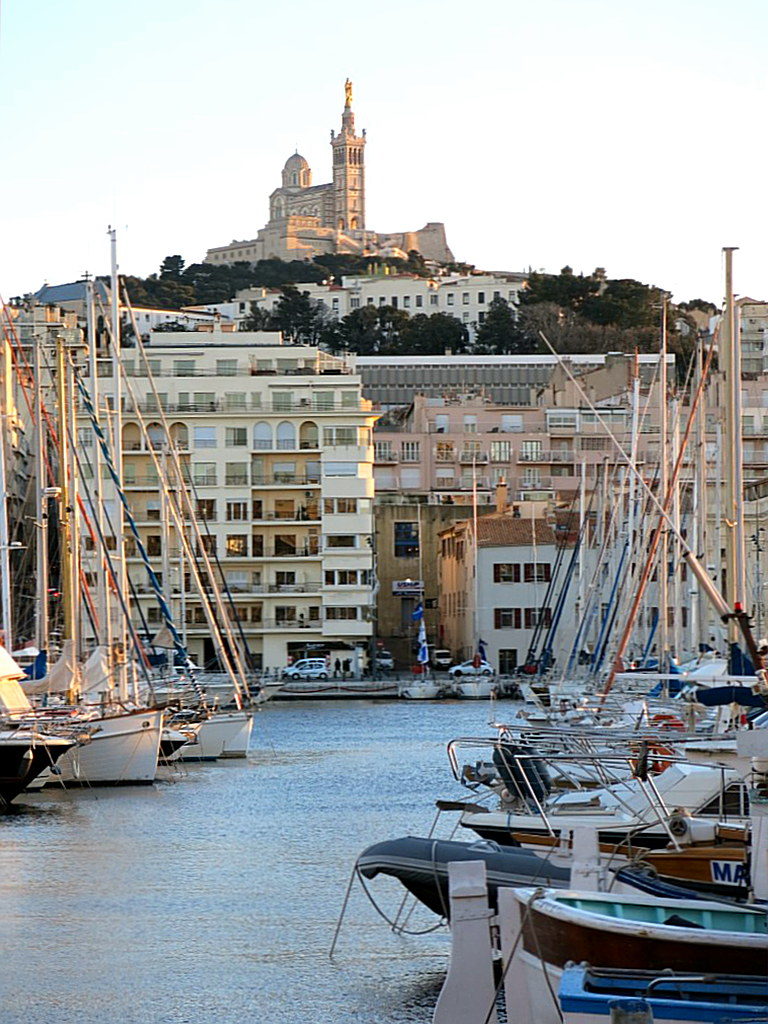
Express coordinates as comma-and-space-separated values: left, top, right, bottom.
1, 0, 766, 305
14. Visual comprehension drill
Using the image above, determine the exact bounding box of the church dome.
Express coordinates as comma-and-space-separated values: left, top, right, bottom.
284, 152, 309, 172
282, 152, 312, 188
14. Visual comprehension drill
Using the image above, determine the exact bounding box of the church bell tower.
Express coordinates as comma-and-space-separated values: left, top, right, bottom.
330, 79, 365, 233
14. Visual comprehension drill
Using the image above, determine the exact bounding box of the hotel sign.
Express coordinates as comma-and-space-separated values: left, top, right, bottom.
392, 580, 424, 597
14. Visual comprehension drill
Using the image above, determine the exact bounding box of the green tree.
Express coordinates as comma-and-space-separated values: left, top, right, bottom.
268, 286, 332, 344
400, 313, 469, 354
159, 255, 185, 280
240, 302, 272, 331
474, 298, 529, 354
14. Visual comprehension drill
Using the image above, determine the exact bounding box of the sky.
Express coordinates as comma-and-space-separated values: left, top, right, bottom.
0, 0, 766, 305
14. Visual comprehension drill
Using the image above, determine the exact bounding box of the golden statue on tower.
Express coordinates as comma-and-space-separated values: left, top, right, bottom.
344, 78, 353, 107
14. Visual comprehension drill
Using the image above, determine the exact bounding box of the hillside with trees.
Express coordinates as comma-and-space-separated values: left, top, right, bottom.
118, 256, 715, 361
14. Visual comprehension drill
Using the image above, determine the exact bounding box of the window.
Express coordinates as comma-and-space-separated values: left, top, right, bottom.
327, 569, 360, 585
394, 521, 419, 558
490, 440, 511, 462
494, 608, 521, 629
225, 462, 249, 485
478, 292, 485, 304
403, 296, 410, 308
401, 441, 420, 462
273, 392, 293, 411
227, 500, 249, 521
521, 440, 542, 461
193, 463, 216, 485
415, 295, 423, 308
216, 359, 238, 376
524, 607, 552, 628
224, 392, 247, 411
226, 535, 248, 557
429, 294, 438, 306
193, 392, 215, 410
274, 534, 297, 556
325, 497, 357, 514
226, 427, 248, 447
173, 359, 195, 376
325, 426, 357, 446
446, 293, 455, 305
350, 297, 360, 309
326, 607, 358, 620
524, 563, 551, 583
499, 649, 517, 674
196, 499, 216, 521
463, 415, 477, 434
436, 441, 454, 461
493, 563, 521, 583
146, 535, 162, 557
324, 462, 357, 476
145, 500, 160, 521
462, 292, 469, 305
194, 426, 217, 449
501, 414, 523, 433
326, 535, 357, 548
226, 571, 249, 592
580, 437, 608, 451
375, 441, 395, 461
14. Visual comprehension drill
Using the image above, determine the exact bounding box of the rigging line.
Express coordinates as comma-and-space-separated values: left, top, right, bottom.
93, 284, 243, 701
67, 417, 155, 691
74, 370, 192, 684
114, 290, 252, 701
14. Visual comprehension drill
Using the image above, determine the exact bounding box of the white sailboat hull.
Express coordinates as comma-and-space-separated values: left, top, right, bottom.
179, 711, 253, 760
39, 709, 163, 785
453, 678, 497, 699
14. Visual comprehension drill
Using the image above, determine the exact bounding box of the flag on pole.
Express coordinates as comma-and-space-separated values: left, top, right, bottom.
411, 602, 424, 622
478, 638, 488, 662
417, 619, 429, 665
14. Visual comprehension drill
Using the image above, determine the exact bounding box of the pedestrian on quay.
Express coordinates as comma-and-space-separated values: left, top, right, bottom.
334, 657, 341, 679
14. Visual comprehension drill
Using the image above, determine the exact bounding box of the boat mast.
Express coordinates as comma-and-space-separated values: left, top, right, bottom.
86, 276, 112, 666
109, 228, 130, 701
723, 247, 747, 639
33, 331, 49, 653
658, 295, 670, 673
0, 332, 13, 650
694, 334, 709, 651
56, 336, 79, 699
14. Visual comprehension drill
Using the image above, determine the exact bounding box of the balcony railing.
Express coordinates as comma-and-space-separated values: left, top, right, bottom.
125, 399, 371, 415
458, 450, 488, 463
251, 474, 321, 487
518, 449, 575, 463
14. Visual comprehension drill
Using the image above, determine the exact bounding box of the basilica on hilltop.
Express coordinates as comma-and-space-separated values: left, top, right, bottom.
204, 81, 453, 267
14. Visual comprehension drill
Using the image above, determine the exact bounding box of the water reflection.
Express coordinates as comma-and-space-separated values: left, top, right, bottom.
1, 699, 503, 1023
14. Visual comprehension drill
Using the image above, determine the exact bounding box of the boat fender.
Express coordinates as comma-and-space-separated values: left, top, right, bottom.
630, 742, 674, 779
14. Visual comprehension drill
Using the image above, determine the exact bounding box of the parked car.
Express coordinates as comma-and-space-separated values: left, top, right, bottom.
430, 649, 453, 671
375, 650, 395, 671
281, 658, 329, 680
448, 659, 494, 678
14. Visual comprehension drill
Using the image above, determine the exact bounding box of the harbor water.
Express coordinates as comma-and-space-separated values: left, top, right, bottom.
0, 699, 505, 1023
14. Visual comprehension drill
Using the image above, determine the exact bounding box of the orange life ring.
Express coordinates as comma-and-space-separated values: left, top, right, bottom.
651, 713, 685, 731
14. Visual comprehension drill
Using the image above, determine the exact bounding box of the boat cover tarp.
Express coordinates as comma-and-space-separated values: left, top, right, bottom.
693, 685, 767, 709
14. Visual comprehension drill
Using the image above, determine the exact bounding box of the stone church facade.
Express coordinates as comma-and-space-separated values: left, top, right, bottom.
205, 82, 453, 267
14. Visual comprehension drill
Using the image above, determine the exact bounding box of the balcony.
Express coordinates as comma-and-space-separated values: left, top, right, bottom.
251, 546, 321, 559
251, 474, 321, 487
519, 449, 575, 464
458, 450, 488, 463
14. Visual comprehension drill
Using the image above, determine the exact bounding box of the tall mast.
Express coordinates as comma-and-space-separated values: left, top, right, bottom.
109, 228, 130, 700
723, 247, 746, 625
694, 335, 709, 650
658, 296, 670, 672
86, 276, 112, 664
0, 333, 13, 650
56, 336, 78, 698
33, 331, 49, 652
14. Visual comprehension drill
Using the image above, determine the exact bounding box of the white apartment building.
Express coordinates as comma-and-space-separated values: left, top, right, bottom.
77, 332, 376, 673
230, 271, 527, 342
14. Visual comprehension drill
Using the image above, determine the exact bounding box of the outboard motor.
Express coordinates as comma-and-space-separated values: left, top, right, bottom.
492, 740, 552, 807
